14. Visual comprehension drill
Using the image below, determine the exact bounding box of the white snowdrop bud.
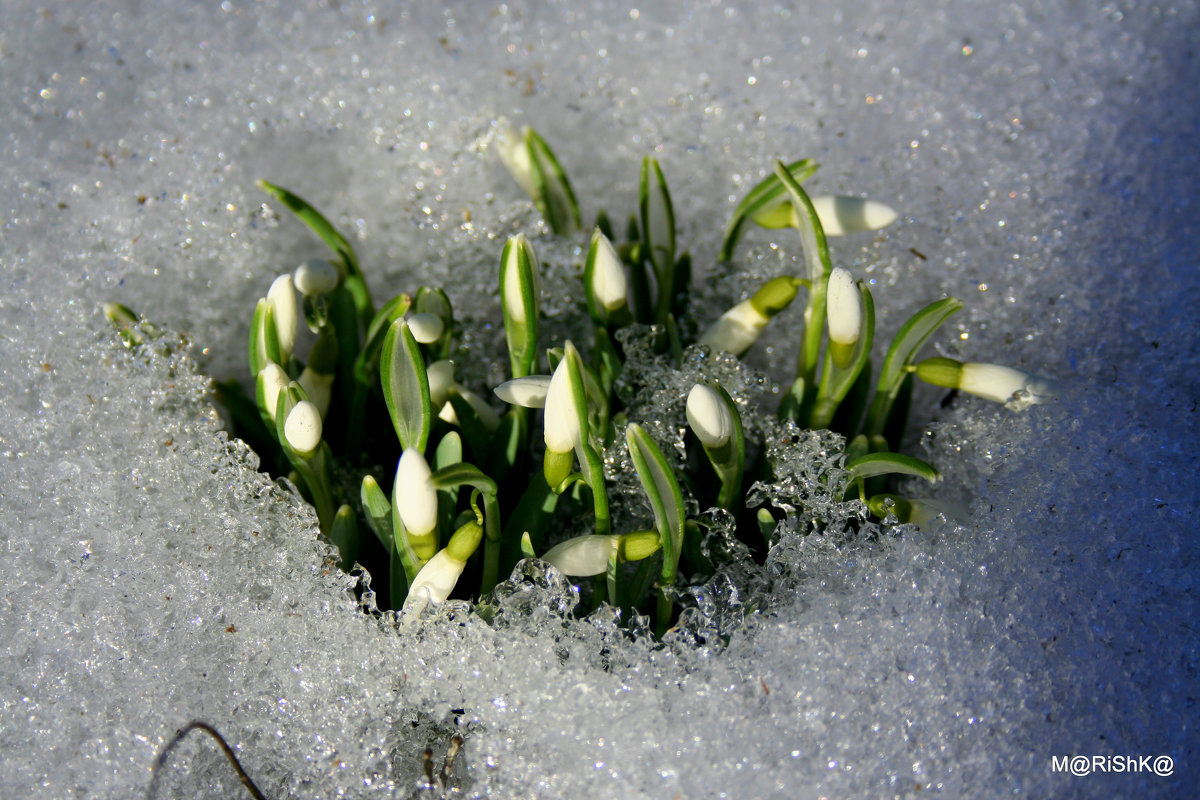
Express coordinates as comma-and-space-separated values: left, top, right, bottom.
283, 400, 322, 456
493, 375, 551, 408
542, 534, 620, 577
293, 258, 339, 295
698, 300, 769, 357
811, 195, 898, 237
916, 358, 1058, 409
543, 355, 581, 454
407, 312, 445, 344
427, 360, 456, 408
495, 122, 537, 199
258, 362, 290, 421
826, 267, 862, 369
267, 274, 298, 363
395, 448, 438, 538
297, 368, 334, 418
404, 549, 465, 608
686, 384, 733, 448
588, 231, 628, 312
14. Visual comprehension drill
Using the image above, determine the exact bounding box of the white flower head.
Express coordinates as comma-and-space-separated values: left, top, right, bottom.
403, 549, 465, 609
395, 448, 438, 537
543, 353, 583, 454
293, 258, 339, 296
698, 300, 768, 357
283, 399, 322, 456
811, 195, 898, 237
495, 121, 536, 199
427, 359, 456, 408
494, 375, 551, 408
267, 273, 298, 363
686, 384, 733, 448
588, 230, 628, 312
826, 267, 862, 347
258, 362, 290, 421
407, 312, 445, 344
959, 362, 1058, 408
542, 534, 620, 577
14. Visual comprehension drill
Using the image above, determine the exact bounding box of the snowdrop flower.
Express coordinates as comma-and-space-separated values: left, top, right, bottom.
427, 359, 457, 408
698, 275, 801, 357
267, 274, 298, 363
826, 267, 862, 368
541, 532, 661, 576
395, 448, 438, 540
543, 352, 583, 455
437, 386, 502, 432
916, 357, 1059, 409
257, 362, 290, 421
810, 195, 898, 236
293, 258, 339, 296
495, 121, 537, 200
407, 312, 445, 345
586, 229, 628, 314
403, 519, 483, 611
686, 384, 732, 449
494, 375, 551, 408
283, 400, 322, 456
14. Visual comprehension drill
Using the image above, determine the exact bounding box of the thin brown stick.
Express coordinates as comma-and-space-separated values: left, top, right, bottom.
146, 721, 269, 800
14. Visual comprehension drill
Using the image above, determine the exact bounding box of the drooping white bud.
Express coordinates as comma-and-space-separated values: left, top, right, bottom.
427, 360, 456, 408
438, 387, 502, 433
543, 355, 582, 454
283, 400, 322, 456
826, 267, 862, 356
686, 384, 733, 448
495, 121, 537, 199
542, 534, 620, 577
293, 258, 339, 295
493, 375, 551, 408
811, 195, 898, 236
267, 274, 298, 363
395, 448, 438, 537
297, 367, 334, 418
698, 300, 769, 357
403, 549, 465, 608
407, 312, 445, 344
959, 363, 1058, 408
258, 362, 290, 421
588, 231, 628, 312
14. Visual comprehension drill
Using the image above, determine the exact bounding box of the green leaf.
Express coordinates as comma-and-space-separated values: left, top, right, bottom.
639, 157, 676, 322
626, 423, 685, 583
379, 319, 432, 452
360, 474, 393, 552
328, 504, 358, 571
414, 286, 454, 362
773, 160, 830, 285
429, 462, 498, 497
719, 158, 819, 261
525, 128, 581, 236
846, 452, 941, 484
256, 180, 374, 326
866, 297, 964, 438
354, 293, 412, 384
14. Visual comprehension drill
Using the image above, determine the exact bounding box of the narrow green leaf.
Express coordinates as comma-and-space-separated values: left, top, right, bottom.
379, 319, 432, 452
354, 293, 412, 384
256, 180, 374, 326
328, 504, 358, 571
626, 423, 685, 583
719, 158, 820, 261
773, 161, 830, 285
866, 297, 964, 438
429, 462, 498, 496
846, 452, 941, 483
526, 128, 581, 236
639, 157, 676, 322
360, 474, 393, 552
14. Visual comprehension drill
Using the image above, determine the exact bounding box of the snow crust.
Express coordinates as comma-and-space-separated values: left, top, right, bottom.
1, 1, 1197, 797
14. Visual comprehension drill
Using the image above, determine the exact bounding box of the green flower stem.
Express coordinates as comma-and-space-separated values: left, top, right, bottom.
480, 492, 503, 596
582, 444, 611, 536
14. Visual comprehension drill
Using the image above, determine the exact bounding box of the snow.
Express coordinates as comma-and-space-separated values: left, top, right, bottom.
1, 1, 1197, 797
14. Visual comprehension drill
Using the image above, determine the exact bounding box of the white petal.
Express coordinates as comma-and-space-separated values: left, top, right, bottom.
686, 384, 732, 448
427, 360, 456, 407
404, 549, 465, 607
698, 300, 769, 356
590, 232, 628, 311
543, 356, 581, 453
494, 375, 551, 408
395, 448, 438, 537
293, 258, 339, 295
283, 400, 322, 455
407, 312, 445, 344
258, 362, 290, 421
267, 274, 298, 362
811, 195, 898, 237
826, 267, 861, 346
959, 363, 1037, 404
297, 368, 333, 418
495, 122, 536, 199
542, 534, 620, 576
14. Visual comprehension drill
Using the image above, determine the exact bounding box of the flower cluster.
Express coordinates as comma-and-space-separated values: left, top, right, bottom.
109, 124, 1056, 635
